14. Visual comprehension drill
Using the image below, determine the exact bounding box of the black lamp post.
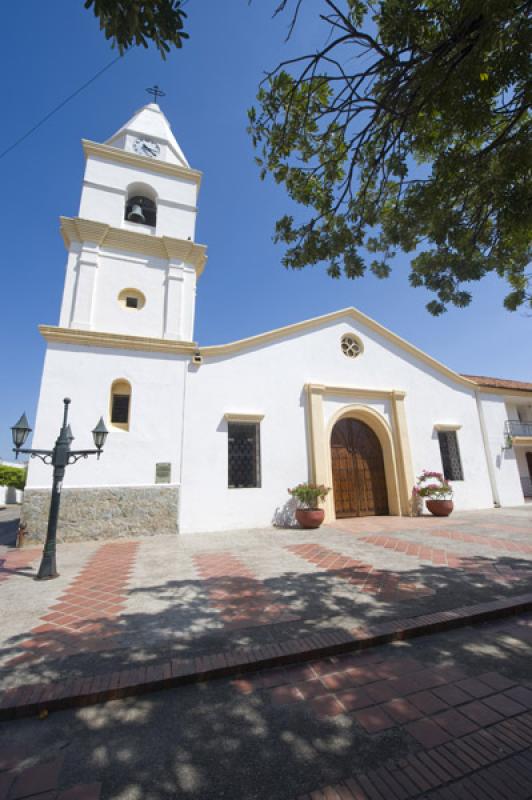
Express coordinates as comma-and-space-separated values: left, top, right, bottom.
11, 398, 108, 580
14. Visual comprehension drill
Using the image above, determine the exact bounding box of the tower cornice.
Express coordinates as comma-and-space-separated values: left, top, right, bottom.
82, 140, 203, 186
39, 325, 198, 355
60, 217, 207, 276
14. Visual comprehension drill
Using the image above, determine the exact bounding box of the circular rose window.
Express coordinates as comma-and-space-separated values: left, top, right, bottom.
341, 334, 362, 359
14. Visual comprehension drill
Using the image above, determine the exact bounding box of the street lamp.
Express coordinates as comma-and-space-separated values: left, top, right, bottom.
11, 398, 108, 580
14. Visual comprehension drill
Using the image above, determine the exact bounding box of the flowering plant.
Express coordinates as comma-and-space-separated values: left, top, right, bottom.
412, 470, 453, 500
288, 482, 330, 509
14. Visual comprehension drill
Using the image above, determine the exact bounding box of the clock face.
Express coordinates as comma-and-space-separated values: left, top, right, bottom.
133, 138, 161, 158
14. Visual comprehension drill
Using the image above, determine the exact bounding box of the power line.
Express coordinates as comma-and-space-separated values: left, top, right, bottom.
0, 54, 125, 162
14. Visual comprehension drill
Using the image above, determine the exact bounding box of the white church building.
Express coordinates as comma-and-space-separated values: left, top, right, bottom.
22, 103, 532, 539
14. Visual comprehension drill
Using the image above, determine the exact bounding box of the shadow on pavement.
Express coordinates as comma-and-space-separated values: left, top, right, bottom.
1, 553, 531, 690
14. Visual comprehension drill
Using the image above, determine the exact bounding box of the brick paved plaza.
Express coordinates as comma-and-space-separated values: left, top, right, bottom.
1, 507, 532, 691
1, 505, 532, 798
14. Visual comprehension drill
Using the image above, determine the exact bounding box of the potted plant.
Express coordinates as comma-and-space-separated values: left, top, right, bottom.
413, 470, 454, 517
288, 483, 330, 529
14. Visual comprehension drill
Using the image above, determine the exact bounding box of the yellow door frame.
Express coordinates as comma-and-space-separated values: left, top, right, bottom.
305, 383, 414, 520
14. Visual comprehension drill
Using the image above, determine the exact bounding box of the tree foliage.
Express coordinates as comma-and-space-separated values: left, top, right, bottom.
249, 0, 532, 314
0, 465, 26, 490
84, 0, 188, 58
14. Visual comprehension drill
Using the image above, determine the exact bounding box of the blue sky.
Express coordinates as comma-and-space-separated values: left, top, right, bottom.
0, 1, 529, 459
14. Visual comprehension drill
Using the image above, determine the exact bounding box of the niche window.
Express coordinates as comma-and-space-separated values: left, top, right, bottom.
118, 288, 145, 310
110, 379, 132, 431
125, 194, 157, 227
228, 422, 261, 488
438, 430, 464, 481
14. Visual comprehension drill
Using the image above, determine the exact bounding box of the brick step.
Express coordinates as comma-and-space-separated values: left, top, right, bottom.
1, 591, 532, 721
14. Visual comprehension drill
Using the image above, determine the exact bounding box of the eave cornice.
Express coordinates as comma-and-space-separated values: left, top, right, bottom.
474, 386, 532, 399
40, 326, 197, 355
60, 217, 207, 276
82, 140, 202, 186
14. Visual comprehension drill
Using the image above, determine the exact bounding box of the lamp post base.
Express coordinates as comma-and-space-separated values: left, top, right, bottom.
36, 553, 59, 581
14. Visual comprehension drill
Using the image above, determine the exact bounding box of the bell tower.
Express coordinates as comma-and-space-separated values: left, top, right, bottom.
57, 101, 206, 342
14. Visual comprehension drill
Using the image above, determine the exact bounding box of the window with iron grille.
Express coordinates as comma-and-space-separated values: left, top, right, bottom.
437, 430, 464, 481
228, 422, 261, 488
111, 394, 130, 425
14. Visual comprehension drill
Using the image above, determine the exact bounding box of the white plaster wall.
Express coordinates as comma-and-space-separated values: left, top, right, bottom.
91, 251, 167, 337
179, 314, 498, 533
323, 396, 391, 429
58, 249, 81, 328
478, 394, 524, 506
79, 156, 198, 240
26, 344, 188, 490
58, 246, 197, 342
30, 313, 526, 534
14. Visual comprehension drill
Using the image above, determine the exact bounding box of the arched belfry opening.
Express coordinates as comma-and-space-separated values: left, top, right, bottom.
125, 183, 157, 227
330, 417, 389, 517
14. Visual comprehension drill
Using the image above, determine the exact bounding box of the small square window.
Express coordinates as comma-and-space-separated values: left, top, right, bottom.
438, 430, 464, 481
228, 422, 261, 488
126, 296, 139, 309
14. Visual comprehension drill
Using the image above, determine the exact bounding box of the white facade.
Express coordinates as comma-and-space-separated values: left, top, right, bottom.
24, 105, 532, 537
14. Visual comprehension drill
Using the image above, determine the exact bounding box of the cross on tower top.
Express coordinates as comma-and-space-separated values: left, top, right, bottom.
146, 85, 166, 103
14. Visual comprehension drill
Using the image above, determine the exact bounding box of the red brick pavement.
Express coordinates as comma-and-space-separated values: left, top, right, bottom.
286, 543, 434, 600
0, 548, 41, 584
193, 551, 298, 629
240, 645, 532, 799
8, 541, 139, 666
354, 534, 531, 585
425, 527, 532, 556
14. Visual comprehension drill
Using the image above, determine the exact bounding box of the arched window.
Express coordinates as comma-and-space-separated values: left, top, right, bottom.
110, 379, 132, 431
124, 183, 157, 228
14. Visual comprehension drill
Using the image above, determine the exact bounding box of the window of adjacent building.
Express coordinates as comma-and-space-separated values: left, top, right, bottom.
228, 422, 261, 488
110, 379, 132, 430
437, 430, 464, 481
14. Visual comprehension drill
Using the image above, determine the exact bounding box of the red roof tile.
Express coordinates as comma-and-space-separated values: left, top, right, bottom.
462, 374, 532, 392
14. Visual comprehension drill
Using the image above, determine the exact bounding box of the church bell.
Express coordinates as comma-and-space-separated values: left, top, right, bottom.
127, 204, 146, 223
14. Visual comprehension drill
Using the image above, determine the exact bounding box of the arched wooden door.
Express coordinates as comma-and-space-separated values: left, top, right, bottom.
331, 418, 389, 517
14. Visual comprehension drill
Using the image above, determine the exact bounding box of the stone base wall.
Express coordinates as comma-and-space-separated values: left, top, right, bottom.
21, 485, 179, 542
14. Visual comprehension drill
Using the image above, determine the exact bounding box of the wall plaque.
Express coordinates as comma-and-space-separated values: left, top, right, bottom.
155, 462, 172, 484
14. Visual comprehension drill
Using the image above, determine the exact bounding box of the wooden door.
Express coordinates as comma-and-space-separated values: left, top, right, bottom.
331, 418, 388, 517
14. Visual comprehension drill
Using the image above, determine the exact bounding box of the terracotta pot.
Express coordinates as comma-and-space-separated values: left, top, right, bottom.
296, 508, 325, 529
426, 499, 454, 517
